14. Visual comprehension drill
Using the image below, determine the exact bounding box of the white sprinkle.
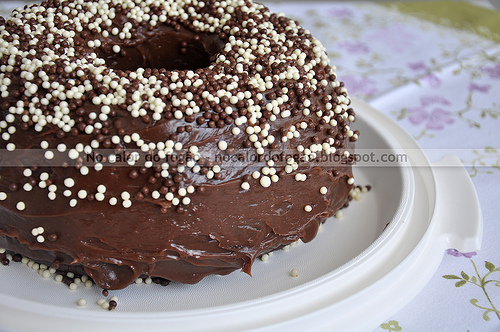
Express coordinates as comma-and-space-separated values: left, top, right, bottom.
347, 178, 355, 185
218, 141, 228, 151
77, 298, 87, 307
64, 178, 75, 188
0, 192, 7, 201
16, 201, 25, 211
320, 187, 328, 195
294, 173, 307, 182
260, 176, 272, 188
44, 151, 54, 160
68, 149, 79, 160
57, 144, 67, 152
40, 141, 49, 149
304, 205, 313, 212
241, 182, 250, 190
80, 166, 89, 176
291, 269, 299, 277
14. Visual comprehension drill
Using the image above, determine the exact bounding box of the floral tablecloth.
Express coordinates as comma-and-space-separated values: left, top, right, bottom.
1, 0, 499, 331
260, 1, 500, 331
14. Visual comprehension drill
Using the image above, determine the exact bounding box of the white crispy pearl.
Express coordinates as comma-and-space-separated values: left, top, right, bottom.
64, 178, 75, 188
218, 140, 228, 151
260, 176, 271, 188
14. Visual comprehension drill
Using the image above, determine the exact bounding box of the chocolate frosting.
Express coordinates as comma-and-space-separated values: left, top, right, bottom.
0, 0, 356, 290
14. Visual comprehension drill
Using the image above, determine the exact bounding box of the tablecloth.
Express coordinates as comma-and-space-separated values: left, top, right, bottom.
0, 0, 499, 331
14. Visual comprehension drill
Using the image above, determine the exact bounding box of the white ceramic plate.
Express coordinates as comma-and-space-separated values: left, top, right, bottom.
0, 98, 482, 332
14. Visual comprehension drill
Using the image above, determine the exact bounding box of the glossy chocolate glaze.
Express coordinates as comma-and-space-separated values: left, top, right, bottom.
0, 0, 355, 290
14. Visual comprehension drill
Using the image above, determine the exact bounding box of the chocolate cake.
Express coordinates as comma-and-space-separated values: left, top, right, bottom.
0, 0, 358, 290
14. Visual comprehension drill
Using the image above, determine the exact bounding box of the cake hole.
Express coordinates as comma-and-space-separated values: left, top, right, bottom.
101, 28, 224, 72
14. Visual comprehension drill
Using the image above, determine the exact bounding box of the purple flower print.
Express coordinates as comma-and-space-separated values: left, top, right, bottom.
328, 7, 354, 19
367, 24, 418, 53
481, 63, 500, 79
469, 83, 491, 93
446, 249, 477, 258
338, 41, 370, 54
407, 107, 454, 130
420, 73, 442, 88
420, 95, 450, 107
408, 61, 427, 72
341, 76, 378, 97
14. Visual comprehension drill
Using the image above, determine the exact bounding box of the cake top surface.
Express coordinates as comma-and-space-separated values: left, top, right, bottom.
0, 0, 356, 214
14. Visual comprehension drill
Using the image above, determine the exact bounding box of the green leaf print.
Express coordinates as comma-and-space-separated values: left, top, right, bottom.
463, 147, 500, 177
485, 261, 496, 272
443, 259, 500, 321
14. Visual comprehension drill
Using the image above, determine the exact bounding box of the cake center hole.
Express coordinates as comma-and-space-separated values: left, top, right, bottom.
102, 29, 224, 72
